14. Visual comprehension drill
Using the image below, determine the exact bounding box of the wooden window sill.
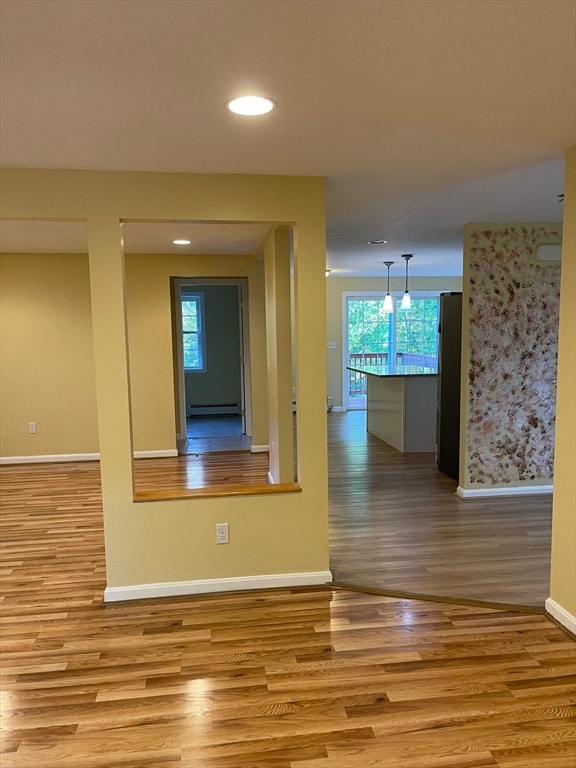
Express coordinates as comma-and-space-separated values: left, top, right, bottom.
133, 482, 302, 502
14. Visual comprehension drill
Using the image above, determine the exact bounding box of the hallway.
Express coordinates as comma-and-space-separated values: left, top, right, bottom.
182, 414, 251, 454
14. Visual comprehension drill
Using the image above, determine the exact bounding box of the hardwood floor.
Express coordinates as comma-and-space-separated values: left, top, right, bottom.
0, 463, 574, 767
133, 450, 269, 494
15, 408, 552, 608
328, 411, 553, 608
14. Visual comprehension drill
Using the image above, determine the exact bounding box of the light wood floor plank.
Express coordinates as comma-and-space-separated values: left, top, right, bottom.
0, 418, 573, 767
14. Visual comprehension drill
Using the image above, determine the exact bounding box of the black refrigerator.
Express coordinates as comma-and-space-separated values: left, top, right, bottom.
436, 292, 462, 480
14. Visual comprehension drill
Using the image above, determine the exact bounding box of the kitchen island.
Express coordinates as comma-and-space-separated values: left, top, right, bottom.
348, 363, 438, 453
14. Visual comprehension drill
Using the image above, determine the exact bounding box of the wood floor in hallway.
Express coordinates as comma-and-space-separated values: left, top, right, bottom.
0, 461, 574, 767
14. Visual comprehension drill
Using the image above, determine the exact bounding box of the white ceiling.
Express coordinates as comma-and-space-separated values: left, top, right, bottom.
0, 0, 574, 276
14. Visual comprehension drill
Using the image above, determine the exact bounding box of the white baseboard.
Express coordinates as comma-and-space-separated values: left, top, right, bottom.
545, 598, 576, 634
0, 452, 100, 465
104, 570, 333, 603
1, 449, 178, 465
456, 484, 553, 498
251, 444, 269, 453
133, 449, 178, 459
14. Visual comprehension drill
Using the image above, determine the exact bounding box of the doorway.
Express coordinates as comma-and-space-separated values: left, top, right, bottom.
172, 278, 251, 454
343, 292, 440, 410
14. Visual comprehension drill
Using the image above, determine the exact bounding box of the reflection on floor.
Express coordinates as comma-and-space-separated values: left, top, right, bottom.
182, 414, 251, 454
329, 410, 553, 608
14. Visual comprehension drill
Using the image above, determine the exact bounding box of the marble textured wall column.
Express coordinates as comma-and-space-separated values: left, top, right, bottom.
461, 223, 562, 491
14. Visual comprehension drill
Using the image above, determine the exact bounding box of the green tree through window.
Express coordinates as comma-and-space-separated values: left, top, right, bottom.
346, 295, 439, 406
396, 298, 439, 359
182, 295, 205, 371
347, 299, 393, 357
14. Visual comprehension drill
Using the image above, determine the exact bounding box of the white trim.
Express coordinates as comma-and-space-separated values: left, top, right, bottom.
1, 449, 178, 465
134, 449, 179, 459
251, 444, 269, 453
267, 471, 275, 485
456, 484, 553, 498
0, 453, 99, 465
545, 598, 576, 634
103, 571, 333, 603
331, 406, 346, 413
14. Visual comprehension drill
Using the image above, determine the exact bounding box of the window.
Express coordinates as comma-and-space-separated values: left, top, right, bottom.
345, 294, 439, 408
181, 293, 206, 371
395, 297, 439, 365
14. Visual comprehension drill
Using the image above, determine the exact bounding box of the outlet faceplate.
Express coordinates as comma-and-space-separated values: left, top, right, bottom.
28, 422, 37, 434
216, 523, 229, 544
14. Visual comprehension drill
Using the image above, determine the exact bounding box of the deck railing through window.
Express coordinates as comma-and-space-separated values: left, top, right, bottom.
347, 352, 437, 400
348, 353, 388, 400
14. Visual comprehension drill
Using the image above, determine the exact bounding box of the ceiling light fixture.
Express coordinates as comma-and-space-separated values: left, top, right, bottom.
369, 239, 387, 245
172, 239, 191, 246
383, 261, 394, 313
400, 254, 413, 310
227, 96, 276, 116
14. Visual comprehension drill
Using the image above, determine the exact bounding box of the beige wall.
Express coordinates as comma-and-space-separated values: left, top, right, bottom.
326, 276, 462, 408
0, 253, 99, 458
263, 226, 295, 483
550, 146, 576, 621
1, 168, 329, 591
125, 252, 268, 452
0, 251, 268, 458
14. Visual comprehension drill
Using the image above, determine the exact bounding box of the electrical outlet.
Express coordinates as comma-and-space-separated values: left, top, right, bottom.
216, 523, 229, 544
28, 422, 37, 434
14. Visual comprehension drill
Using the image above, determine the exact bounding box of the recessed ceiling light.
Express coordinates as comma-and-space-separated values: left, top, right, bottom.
173, 239, 191, 246
227, 96, 276, 116
368, 239, 387, 245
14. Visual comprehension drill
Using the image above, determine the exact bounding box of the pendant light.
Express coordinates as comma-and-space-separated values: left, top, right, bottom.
400, 254, 413, 310
383, 261, 394, 312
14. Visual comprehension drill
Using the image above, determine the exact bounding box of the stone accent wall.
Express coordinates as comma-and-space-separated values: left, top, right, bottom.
464, 224, 561, 488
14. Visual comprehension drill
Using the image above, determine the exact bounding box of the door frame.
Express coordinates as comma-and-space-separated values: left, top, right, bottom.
342, 291, 387, 410
172, 277, 251, 441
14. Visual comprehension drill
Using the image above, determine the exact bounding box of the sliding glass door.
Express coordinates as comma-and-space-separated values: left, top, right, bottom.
345, 296, 393, 409
343, 294, 440, 410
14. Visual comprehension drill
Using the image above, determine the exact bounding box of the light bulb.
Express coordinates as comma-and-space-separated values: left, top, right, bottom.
227, 96, 275, 115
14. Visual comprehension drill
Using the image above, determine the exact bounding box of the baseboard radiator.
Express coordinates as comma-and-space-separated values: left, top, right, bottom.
186, 403, 241, 416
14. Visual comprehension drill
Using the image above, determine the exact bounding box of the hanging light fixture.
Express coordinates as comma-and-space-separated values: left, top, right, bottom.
383, 261, 394, 312
400, 254, 413, 310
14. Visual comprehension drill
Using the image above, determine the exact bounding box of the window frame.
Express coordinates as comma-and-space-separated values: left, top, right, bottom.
181, 291, 206, 373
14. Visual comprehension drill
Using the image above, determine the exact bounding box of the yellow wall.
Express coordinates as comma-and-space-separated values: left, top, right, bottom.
1, 169, 329, 590
550, 146, 576, 620
0, 253, 99, 458
125, 252, 268, 452
326, 276, 462, 408
263, 226, 295, 482
0, 251, 268, 458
